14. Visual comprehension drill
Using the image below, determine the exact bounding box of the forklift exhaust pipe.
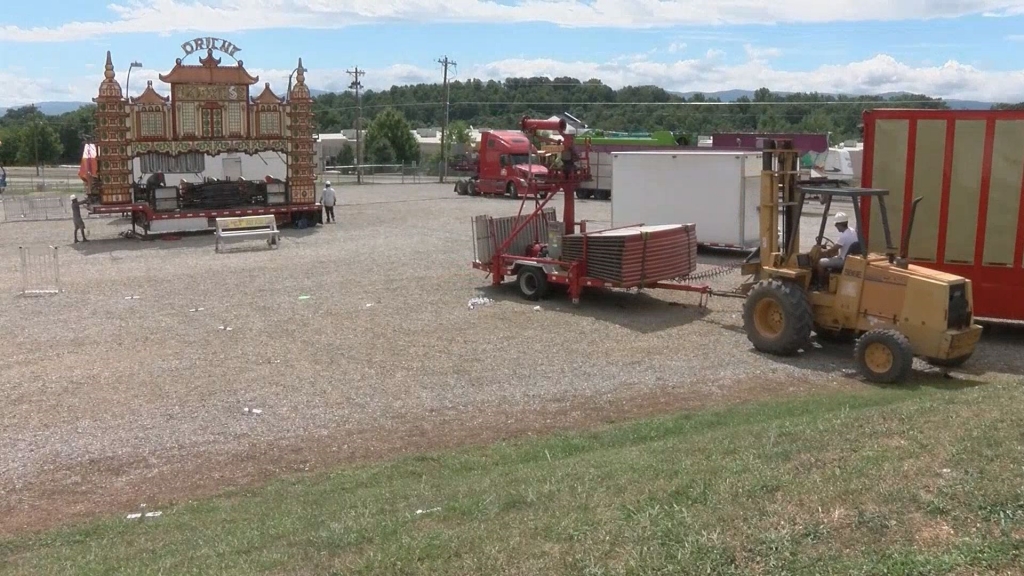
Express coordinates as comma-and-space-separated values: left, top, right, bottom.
899, 196, 924, 260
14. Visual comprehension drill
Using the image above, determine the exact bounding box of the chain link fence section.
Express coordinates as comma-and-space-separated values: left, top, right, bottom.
1, 194, 122, 223
2, 195, 74, 222
321, 162, 446, 185
19, 246, 62, 295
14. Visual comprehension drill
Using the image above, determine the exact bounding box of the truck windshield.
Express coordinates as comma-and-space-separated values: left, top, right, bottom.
509, 154, 539, 165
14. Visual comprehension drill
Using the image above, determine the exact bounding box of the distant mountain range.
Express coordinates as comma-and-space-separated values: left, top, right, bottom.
0, 88, 998, 117
669, 89, 996, 110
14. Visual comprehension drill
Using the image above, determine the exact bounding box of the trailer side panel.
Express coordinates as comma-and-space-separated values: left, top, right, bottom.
861, 109, 1024, 321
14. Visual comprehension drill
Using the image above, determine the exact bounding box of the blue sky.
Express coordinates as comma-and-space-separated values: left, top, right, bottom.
2, 0, 1024, 107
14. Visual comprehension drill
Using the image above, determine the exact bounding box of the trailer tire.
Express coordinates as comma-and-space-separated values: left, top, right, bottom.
742, 279, 813, 356
507, 181, 519, 199
594, 189, 610, 201
517, 266, 549, 301
855, 329, 914, 384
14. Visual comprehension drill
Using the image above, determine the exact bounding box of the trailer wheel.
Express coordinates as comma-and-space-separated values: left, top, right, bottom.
455, 180, 468, 195
575, 189, 588, 199
594, 189, 610, 201
855, 329, 914, 384
506, 181, 519, 199
517, 266, 549, 301
742, 279, 813, 356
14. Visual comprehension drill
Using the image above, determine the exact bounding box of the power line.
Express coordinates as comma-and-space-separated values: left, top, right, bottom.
305, 99, 949, 114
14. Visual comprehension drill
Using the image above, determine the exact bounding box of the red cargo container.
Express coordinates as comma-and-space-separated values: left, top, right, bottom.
711, 132, 829, 154
860, 109, 1024, 321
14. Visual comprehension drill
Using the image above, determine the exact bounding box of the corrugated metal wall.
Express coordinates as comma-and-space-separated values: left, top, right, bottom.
865, 116, 1024, 268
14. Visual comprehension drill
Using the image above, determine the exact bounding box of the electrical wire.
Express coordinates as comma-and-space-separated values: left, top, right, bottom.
308, 99, 945, 114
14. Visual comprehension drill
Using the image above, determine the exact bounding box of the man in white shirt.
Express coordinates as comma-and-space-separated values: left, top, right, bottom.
817, 211, 859, 276
321, 181, 337, 223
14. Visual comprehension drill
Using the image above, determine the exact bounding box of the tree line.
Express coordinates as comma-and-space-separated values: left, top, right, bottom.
2, 79, 1022, 168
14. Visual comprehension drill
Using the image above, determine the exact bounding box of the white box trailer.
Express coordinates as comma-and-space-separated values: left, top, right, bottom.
610, 150, 763, 249
576, 149, 612, 199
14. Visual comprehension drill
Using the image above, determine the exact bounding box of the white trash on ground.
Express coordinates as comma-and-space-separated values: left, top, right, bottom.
468, 297, 494, 310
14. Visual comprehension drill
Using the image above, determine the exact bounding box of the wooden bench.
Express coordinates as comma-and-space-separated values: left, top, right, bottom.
214, 215, 280, 253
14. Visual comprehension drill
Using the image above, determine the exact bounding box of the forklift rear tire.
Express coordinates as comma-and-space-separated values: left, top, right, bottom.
925, 351, 973, 369
742, 279, 813, 356
517, 266, 549, 301
855, 329, 914, 384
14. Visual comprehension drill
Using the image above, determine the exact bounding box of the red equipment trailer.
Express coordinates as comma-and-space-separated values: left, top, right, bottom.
472, 117, 712, 304
454, 124, 592, 200
860, 108, 1024, 321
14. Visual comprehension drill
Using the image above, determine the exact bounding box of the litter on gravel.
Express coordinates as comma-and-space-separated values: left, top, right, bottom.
468, 297, 494, 310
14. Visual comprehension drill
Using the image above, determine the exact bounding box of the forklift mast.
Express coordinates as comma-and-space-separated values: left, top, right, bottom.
759, 139, 804, 270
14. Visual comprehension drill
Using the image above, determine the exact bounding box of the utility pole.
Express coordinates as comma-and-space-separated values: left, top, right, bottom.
437, 56, 456, 183
346, 66, 365, 184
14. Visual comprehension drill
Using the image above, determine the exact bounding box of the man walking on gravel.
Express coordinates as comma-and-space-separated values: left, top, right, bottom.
71, 194, 88, 243
321, 181, 337, 223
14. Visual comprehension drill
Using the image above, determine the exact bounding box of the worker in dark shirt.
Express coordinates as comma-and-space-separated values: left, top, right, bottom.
560, 145, 576, 179
71, 194, 88, 243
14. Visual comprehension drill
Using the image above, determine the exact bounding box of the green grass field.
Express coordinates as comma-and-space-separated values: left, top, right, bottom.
3, 379, 1024, 575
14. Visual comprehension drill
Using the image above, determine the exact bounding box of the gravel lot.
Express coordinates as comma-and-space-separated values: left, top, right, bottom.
2, 182, 1020, 535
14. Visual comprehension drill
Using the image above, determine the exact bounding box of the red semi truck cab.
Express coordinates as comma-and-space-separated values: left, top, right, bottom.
463, 130, 560, 198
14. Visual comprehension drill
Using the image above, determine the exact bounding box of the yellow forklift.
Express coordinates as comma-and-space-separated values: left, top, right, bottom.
739, 140, 983, 384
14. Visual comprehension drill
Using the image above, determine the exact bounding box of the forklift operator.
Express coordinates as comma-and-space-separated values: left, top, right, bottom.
817, 211, 858, 275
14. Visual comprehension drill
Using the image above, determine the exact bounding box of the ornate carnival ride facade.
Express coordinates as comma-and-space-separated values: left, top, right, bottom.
88, 41, 321, 233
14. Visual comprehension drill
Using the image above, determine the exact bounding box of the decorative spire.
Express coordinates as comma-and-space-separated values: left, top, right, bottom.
295, 58, 306, 85
199, 48, 221, 67
104, 51, 115, 80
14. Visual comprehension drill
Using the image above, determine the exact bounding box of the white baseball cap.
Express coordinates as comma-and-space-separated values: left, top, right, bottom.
324, 181, 331, 187
70, 194, 77, 200
834, 211, 848, 223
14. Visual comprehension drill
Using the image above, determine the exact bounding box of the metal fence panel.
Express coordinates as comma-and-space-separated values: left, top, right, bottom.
19, 246, 61, 295
2, 195, 72, 222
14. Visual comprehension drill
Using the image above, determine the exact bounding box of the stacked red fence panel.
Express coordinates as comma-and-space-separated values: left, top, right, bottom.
561, 224, 698, 286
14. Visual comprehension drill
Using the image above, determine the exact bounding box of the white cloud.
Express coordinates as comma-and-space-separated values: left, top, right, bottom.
1008, 34, 1024, 40
743, 44, 782, 60
4, 0, 1024, 41
4, 52, 1024, 109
